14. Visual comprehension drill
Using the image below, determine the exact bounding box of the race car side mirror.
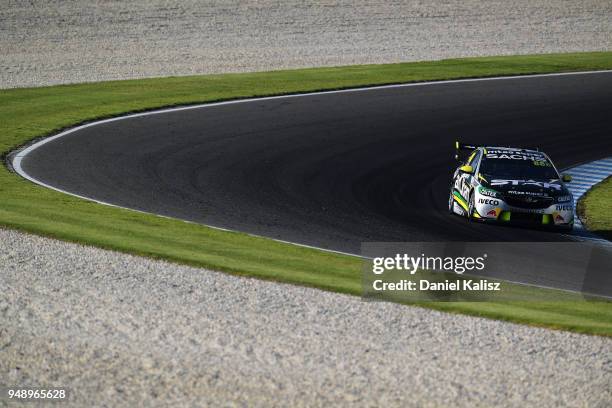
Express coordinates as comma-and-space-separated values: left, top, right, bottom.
459, 165, 473, 174
562, 174, 572, 182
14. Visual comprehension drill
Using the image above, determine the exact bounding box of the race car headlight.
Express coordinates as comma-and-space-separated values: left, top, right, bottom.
556, 195, 572, 203
479, 187, 501, 198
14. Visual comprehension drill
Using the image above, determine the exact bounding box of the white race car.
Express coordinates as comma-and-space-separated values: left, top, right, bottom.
449, 142, 574, 230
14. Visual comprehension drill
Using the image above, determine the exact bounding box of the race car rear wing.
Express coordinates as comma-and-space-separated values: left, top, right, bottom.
455, 141, 480, 151
454, 141, 543, 161
454, 141, 482, 161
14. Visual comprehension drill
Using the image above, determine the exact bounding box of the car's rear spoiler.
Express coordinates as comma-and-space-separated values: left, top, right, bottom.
455, 141, 481, 151
454, 141, 541, 159
454, 141, 482, 161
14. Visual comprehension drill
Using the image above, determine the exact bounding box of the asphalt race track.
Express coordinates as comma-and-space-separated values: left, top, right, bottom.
18, 72, 612, 293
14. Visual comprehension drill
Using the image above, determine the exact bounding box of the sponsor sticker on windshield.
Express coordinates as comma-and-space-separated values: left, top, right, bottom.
485, 148, 548, 161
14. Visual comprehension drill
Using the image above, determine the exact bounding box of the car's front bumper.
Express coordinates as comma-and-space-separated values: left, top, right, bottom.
473, 193, 574, 227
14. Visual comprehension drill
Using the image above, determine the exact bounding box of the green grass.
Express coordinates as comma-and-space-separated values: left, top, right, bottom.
578, 176, 612, 241
2, 52, 612, 336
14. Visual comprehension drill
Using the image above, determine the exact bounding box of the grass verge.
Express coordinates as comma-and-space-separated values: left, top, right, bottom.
2, 52, 612, 336
577, 177, 612, 241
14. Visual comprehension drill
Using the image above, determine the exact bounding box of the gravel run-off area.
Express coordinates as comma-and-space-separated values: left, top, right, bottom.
1, 229, 611, 407
1, 0, 612, 88
1, 0, 612, 406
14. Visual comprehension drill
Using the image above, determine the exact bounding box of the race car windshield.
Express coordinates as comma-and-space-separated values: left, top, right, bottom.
479, 158, 559, 180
